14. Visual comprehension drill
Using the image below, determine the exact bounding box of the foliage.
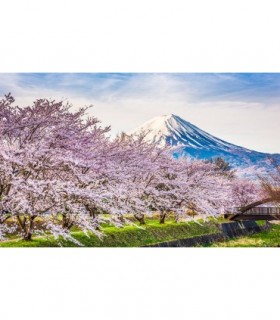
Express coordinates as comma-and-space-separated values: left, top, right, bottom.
0, 218, 220, 247
208, 157, 235, 178
0, 94, 263, 243
259, 161, 280, 203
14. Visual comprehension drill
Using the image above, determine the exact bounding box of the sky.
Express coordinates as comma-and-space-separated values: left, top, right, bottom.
0, 73, 280, 153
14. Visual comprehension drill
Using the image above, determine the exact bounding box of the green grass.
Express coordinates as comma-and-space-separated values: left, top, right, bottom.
2, 215, 278, 247
0, 218, 220, 247
206, 223, 280, 247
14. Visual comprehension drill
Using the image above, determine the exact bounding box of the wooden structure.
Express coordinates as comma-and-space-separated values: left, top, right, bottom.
224, 198, 280, 221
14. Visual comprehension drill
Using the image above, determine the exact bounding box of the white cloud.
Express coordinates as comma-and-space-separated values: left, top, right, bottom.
0, 73, 279, 154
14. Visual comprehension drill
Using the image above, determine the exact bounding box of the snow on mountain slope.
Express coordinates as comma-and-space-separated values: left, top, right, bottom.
131, 114, 243, 150
130, 114, 280, 167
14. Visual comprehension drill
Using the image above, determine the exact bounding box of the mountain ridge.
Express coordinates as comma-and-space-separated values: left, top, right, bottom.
130, 114, 280, 167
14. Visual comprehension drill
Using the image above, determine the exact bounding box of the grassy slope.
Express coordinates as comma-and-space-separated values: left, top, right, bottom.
206, 223, 280, 247
2, 217, 279, 248
0, 219, 220, 247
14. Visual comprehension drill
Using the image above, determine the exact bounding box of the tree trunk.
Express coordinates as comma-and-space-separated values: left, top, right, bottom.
85, 205, 100, 230
174, 213, 180, 223
17, 215, 37, 241
90, 212, 100, 230
159, 211, 166, 224
118, 215, 125, 224
62, 213, 74, 229
62, 213, 68, 229
23, 232, 33, 241
134, 213, 145, 225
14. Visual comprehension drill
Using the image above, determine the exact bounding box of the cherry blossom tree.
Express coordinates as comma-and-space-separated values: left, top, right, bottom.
230, 178, 262, 209
258, 162, 280, 204
0, 94, 112, 240
0, 93, 265, 244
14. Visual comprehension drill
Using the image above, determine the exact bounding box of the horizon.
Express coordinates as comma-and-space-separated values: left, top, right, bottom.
0, 73, 280, 153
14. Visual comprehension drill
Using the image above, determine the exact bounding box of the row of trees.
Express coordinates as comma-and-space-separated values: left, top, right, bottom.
0, 94, 268, 243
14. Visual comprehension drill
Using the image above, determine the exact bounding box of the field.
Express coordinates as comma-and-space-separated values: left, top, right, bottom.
206, 223, 280, 247
1, 215, 280, 247
0, 217, 221, 247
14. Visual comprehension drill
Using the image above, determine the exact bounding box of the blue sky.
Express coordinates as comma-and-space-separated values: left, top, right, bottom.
0, 73, 280, 153
2, 73, 280, 102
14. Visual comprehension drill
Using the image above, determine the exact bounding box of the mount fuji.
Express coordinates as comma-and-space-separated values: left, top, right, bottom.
130, 114, 280, 168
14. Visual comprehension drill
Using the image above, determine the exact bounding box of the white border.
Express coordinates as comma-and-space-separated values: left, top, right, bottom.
0, 0, 279, 72
0, 249, 279, 320
1, 1, 280, 319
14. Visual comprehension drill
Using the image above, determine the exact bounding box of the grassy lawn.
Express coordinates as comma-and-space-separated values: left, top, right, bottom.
2, 215, 279, 247
0, 218, 220, 247
205, 223, 280, 247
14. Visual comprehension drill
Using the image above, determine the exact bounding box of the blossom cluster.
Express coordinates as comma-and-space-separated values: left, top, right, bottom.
0, 94, 262, 242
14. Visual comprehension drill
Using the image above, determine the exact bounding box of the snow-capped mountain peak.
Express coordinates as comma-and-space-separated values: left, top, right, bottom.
130, 114, 239, 151
130, 114, 280, 167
